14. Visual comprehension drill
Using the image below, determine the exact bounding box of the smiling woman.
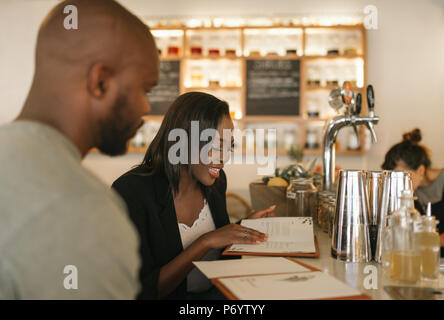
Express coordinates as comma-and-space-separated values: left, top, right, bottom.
111, 92, 275, 300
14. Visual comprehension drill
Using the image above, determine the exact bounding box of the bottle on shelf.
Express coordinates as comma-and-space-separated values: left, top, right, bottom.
307, 97, 320, 118
305, 127, 320, 149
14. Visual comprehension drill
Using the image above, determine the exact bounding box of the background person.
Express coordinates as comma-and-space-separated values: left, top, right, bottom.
112, 92, 275, 300
0, 0, 159, 299
382, 128, 444, 244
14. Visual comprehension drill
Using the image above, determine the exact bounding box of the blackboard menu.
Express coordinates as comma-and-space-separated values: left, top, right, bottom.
246, 59, 300, 116
147, 60, 180, 115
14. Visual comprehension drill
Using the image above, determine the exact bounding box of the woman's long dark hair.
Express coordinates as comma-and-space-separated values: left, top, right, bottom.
381, 128, 431, 170
136, 92, 230, 196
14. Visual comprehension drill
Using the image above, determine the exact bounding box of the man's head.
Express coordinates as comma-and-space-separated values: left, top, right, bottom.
21, 0, 159, 156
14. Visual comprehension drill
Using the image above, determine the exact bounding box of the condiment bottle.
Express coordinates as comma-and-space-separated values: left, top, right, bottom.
388, 190, 422, 283
419, 203, 440, 281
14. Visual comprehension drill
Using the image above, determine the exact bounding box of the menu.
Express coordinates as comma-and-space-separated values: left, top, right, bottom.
223, 217, 318, 257
217, 271, 363, 300
193, 257, 311, 279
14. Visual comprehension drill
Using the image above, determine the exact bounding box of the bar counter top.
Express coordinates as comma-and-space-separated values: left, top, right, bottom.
244, 226, 444, 300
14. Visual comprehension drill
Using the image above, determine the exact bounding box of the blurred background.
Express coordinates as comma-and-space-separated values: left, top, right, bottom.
0, 0, 443, 203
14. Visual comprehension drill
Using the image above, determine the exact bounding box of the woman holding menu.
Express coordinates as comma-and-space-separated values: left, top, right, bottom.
112, 92, 275, 300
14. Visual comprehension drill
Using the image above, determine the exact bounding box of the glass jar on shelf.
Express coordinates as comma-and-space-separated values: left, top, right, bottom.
283, 129, 295, 150
307, 31, 324, 56
343, 32, 360, 56
189, 34, 203, 56
326, 32, 341, 56
306, 65, 321, 87
325, 65, 339, 87
305, 127, 320, 149
190, 66, 204, 87
207, 34, 221, 57
344, 63, 357, 88
307, 97, 320, 118
286, 178, 318, 218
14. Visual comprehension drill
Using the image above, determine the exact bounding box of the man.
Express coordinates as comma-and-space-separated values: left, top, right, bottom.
0, 0, 159, 299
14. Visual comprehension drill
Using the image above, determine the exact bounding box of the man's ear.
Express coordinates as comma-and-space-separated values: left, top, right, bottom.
87, 63, 115, 99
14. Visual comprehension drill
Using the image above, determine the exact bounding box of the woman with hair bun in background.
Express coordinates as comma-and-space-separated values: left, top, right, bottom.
382, 128, 444, 245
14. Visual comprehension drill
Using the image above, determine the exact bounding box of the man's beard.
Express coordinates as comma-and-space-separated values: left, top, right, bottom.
96, 95, 143, 156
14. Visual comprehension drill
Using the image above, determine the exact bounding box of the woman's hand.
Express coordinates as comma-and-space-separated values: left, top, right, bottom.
200, 223, 268, 249
247, 205, 276, 219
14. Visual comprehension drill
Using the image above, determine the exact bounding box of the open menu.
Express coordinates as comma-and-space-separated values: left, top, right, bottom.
193, 257, 370, 300
223, 217, 319, 257
215, 271, 368, 300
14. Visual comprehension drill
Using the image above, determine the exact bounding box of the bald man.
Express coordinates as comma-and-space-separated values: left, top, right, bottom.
0, 0, 158, 299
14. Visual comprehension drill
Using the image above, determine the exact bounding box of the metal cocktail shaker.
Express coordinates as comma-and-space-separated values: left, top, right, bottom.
331, 170, 371, 262
365, 171, 384, 260
374, 171, 413, 263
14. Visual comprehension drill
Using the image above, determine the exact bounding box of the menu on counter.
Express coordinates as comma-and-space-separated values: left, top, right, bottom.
193, 257, 312, 279
246, 59, 300, 116
216, 271, 367, 300
147, 60, 180, 115
223, 217, 319, 257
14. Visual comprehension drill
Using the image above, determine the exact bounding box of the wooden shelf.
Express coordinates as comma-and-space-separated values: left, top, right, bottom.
136, 24, 368, 157
244, 116, 302, 122
159, 56, 182, 61
305, 85, 364, 92
184, 55, 242, 60
150, 24, 364, 31
304, 54, 363, 60
245, 55, 302, 60
184, 86, 242, 91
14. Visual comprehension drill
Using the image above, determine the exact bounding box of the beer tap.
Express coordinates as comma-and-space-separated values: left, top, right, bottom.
322, 82, 380, 191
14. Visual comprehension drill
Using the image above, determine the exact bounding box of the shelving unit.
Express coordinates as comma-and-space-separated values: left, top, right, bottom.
126, 23, 367, 156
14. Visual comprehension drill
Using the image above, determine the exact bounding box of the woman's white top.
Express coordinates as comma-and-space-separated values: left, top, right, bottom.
178, 199, 220, 293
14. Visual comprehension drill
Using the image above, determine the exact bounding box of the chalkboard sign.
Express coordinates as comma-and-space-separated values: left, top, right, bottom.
147, 60, 180, 115
246, 59, 300, 116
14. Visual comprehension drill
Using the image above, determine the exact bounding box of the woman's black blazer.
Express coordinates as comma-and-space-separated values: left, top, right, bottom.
112, 166, 234, 300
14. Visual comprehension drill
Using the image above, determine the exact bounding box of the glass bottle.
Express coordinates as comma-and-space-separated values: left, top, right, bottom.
419, 203, 440, 281
327, 194, 336, 237
286, 178, 318, 218
388, 190, 422, 284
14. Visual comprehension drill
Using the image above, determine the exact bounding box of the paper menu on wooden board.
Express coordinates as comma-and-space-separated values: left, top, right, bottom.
226, 217, 316, 254
193, 257, 311, 279
217, 272, 363, 300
